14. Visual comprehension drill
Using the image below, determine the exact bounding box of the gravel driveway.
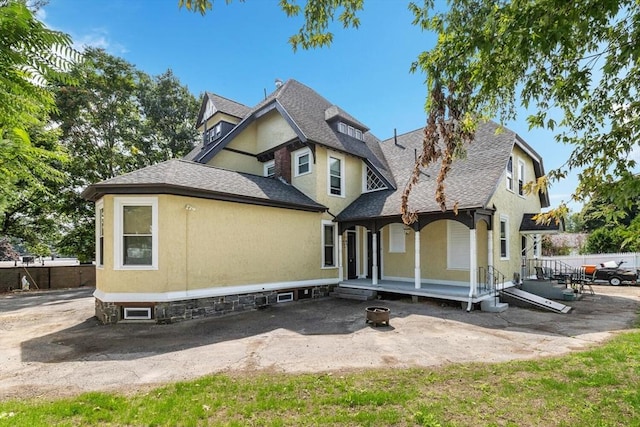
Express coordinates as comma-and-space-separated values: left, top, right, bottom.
1, 285, 639, 400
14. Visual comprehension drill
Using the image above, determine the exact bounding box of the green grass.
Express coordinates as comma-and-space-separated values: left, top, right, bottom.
1, 331, 640, 426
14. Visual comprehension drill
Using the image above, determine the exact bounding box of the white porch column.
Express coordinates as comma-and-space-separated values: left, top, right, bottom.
487, 229, 494, 284
338, 234, 344, 282
469, 228, 477, 297
414, 228, 421, 289
372, 231, 378, 285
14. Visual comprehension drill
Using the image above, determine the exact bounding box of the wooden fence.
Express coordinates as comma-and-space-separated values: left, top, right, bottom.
0, 265, 95, 293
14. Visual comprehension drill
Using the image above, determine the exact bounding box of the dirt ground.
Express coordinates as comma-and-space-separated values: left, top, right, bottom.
1, 285, 639, 401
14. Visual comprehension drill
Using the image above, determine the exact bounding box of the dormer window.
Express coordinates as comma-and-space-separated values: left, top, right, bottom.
337, 121, 364, 141
207, 123, 223, 144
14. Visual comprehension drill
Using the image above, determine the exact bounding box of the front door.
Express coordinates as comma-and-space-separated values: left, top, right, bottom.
347, 231, 357, 279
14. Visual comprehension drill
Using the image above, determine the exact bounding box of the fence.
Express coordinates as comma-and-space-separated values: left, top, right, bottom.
540, 252, 640, 270
0, 265, 96, 293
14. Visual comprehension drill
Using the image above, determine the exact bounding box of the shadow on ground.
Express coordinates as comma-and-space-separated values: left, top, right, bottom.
17, 286, 640, 364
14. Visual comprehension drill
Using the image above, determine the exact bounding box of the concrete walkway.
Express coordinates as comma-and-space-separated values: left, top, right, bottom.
1, 285, 639, 400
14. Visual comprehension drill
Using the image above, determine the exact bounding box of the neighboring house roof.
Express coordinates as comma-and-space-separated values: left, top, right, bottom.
519, 213, 563, 234
336, 121, 548, 221
191, 79, 395, 189
81, 159, 326, 213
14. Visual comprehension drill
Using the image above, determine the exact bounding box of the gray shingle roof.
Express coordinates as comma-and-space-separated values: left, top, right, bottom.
82, 159, 326, 212
336, 121, 522, 221
206, 92, 251, 119
193, 80, 394, 188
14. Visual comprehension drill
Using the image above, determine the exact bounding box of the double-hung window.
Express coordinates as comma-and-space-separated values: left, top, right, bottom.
294, 148, 311, 176
322, 221, 336, 267
517, 159, 525, 196
96, 200, 104, 267
506, 155, 514, 191
328, 155, 344, 196
114, 197, 158, 270
264, 160, 275, 178
500, 215, 509, 260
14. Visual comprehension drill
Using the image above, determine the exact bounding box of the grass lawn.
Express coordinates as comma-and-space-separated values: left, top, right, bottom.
1, 331, 639, 426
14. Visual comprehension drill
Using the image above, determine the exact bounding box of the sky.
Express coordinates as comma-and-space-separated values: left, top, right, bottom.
41, 0, 584, 211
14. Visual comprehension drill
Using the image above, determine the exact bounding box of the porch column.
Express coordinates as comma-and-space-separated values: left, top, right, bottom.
487, 229, 494, 284
469, 228, 477, 297
414, 229, 421, 289
338, 234, 344, 282
372, 231, 378, 285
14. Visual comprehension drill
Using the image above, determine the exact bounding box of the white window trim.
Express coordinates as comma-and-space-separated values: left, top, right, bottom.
506, 155, 514, 192
321, 220, 338, 269
338, 122, 347, 133
388, 223, 406, 253
96, 199, 104, 269
293, 148, 312, 177
500, 214, 510, 261
327, 153, 345, 198
517, 158, 526, 197
447, 220, 470, 270
264, 160, 275, 177
113, 197, 159, 271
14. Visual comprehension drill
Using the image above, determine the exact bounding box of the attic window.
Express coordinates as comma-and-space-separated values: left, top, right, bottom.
337, 121, 364, 141
364, 166, 386, 192
207, 123, 222, 144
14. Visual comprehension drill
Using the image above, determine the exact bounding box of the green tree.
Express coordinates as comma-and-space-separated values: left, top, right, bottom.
0, 0, 77, 216
54, 48, 198, 261
181, 0, 640, 223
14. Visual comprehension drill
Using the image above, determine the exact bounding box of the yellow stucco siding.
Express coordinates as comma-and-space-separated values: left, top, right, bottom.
206, 149, 263, 175
312, 146, 364, 215
197, 112, 242, 133
256, 110, 298, 153
488, 144, 544, 280
96, 195, 336, 295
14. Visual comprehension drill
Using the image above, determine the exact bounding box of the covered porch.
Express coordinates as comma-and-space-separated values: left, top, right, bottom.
337, 277, 516, 304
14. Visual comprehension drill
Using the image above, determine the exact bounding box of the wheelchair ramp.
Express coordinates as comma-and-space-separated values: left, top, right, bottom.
501, 288, 572, 314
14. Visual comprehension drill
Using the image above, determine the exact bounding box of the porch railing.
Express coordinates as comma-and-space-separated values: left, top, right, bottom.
478, 265, 506, 305
526, 258, 577, 284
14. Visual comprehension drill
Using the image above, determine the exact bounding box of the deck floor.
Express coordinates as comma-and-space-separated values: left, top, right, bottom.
339, 278, 510, 303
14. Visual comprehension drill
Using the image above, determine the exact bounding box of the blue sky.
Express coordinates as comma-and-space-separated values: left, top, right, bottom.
41, 0, 582, 211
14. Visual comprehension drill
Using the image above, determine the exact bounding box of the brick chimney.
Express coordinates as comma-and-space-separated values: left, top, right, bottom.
273, 146, 291, 183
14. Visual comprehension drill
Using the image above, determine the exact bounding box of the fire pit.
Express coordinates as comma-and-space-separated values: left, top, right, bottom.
365, 306, 390, 327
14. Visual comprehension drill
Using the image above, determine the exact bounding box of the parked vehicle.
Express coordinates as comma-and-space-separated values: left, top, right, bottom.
583, 261, 639, 286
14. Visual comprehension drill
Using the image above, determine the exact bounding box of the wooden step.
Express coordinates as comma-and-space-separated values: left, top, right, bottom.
332, 287, 377, 297
330, 292, 375, 301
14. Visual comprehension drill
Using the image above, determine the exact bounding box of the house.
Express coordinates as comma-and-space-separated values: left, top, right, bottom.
82, 79, 557, 323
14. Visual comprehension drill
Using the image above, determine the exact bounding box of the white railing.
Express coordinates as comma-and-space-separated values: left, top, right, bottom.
540, 253, 640, 270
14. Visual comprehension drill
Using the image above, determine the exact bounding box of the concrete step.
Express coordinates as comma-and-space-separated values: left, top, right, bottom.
481, 299, 509, 313
333, 287, 377, 297
330, 288, 377, 301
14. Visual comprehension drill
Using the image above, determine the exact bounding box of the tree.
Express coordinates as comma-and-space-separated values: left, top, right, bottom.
0, 0, 77, 217
0, 238, 20, 261
181, 0, 640, 224
53, 48, 198, 261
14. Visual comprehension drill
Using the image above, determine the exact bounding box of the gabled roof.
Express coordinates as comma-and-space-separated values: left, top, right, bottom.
195, 92, 251, 127
191, 80, 395, 189
336, 121, 547, 221
81, 159, 326, 212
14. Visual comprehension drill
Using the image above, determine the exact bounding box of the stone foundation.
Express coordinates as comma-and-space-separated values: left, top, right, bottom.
94, 285, 335, 324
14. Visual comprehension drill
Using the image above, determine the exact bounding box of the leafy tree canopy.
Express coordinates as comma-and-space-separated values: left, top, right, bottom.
181, 0, 640, 224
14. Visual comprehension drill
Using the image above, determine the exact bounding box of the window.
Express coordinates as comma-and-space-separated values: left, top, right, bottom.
517, 159, 525, 196
294, 149, 311, 176
506, 155, 513, 191
322, 221, 336, 267
328, 155, 344, 196
114, 197, 158, 270
264, 160, 275, 178
388, 223, 406, 253
447, 220, 470, 270
337, 121, 364, 141
96, 200, 104, 267
500, 215, 509, 260
364, 166, 386, 192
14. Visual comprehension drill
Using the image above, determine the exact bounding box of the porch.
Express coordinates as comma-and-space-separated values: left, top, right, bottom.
337, 278, 517, 304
